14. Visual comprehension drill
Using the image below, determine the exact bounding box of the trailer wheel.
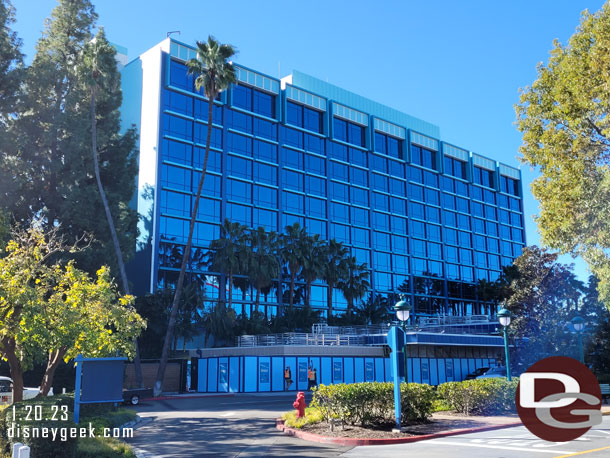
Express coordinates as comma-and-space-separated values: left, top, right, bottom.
130, 395, 140, 406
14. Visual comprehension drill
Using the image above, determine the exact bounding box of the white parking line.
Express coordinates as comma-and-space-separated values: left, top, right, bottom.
431, 440, 572, 454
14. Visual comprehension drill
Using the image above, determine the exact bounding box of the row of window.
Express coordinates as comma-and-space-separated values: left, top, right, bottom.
167, 61, 522, 200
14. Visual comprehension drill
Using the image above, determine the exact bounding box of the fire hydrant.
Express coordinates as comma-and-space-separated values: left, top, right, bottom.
292, 391, 306, 418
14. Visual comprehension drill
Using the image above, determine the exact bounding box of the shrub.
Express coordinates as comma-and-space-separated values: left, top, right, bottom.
311, 382, 434, 428
437, 378, 519, 415
281, 407, 324, 429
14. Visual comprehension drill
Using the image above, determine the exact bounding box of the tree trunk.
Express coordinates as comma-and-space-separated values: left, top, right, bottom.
228, 272, 233, 310
347, 297, 354, 316
90, 85, 143, 388
4, 342, 24, 403
305, 281, 312, 308
289, 271, 296, 308
155, 93, 216, 396
255, 288, 261, 313
327, 281, 334, 317
39, 348, 67, 396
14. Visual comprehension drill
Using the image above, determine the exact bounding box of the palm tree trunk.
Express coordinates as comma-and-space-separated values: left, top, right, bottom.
155, 92, 216, 396
327, 281, 334, 316
255, 288, 261, 313
228, 272, 233, 310
90, 86, 143, 388
347, 297, 353, 316
289, 271, 295, 308
305, 281, 312, 308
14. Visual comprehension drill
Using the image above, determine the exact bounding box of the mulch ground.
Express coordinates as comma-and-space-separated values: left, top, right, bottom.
296, 412, 518, 439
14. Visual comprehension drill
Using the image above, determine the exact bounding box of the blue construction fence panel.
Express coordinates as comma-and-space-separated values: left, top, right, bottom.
194, 355, 490, 392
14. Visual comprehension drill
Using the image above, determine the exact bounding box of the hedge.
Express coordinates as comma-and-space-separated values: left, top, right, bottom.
311, 382, 435, 427
436, 378, 519, 415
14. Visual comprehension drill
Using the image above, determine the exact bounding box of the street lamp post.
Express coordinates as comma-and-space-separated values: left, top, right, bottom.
571, 316, 585, 363
497, 307, 512, 381
394, 298, 411, 384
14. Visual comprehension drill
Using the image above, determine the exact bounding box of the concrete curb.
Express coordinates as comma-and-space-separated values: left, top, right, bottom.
276, 418, 522, 446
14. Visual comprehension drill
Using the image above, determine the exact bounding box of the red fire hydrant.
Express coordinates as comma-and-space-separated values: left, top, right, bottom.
292, 391, 306, 418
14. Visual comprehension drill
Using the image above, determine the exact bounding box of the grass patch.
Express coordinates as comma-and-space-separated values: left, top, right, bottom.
282, 407, 324, 429
78, 437, 136, 458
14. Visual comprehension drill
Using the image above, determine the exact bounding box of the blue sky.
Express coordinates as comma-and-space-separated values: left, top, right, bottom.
11, 0, 606, 280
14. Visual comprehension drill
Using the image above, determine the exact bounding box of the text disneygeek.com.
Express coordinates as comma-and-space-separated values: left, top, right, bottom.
7, 423, 133, 441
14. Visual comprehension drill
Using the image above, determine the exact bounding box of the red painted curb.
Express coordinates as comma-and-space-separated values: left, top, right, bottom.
142, 393, 236, 402
275, 418, 522, 446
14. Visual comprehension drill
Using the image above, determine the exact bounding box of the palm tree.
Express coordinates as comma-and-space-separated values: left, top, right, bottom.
206, 220, 247, 312
339, 256, 371, 316
280, 223, 307, 311
301, 234, 326, 309
155, 36, 236, 396
78, 30, 143, 387
321, 239, 349, 316
247, 227, 279, 316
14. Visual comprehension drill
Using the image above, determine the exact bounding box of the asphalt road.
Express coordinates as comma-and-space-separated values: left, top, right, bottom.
128, 394, 610, 458
127, 393, 351, 457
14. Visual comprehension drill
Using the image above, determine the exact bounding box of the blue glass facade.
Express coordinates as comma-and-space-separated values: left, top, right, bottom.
125, 39, 526, 320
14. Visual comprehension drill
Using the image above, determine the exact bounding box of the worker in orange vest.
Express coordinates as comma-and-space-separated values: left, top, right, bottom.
284, 366, 293, 390
307, 365, 315, 390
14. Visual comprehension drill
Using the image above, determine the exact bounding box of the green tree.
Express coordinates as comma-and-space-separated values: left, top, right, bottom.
206, 220, 248, 313
75, 27, 143, 386
247, 227, 279, 316
301, 234, 325, 310
0, 0, 21, 124
321, 239, 349, 316
338, 256, 370, 316
7, 0, 138, 277
0, 224, 144, 401
500, 246, 584, 367
280, 223, 307, 311
516, 4, 610, 309
0, 0, 23, 218
203, 302, 236, 347
155, 36, 236, 396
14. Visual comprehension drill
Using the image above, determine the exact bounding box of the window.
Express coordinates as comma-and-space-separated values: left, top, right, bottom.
331, 223, 350, 244
372, 211, 389, 230
375, 132, 403, 159
228, 155, 252, 180
163, 114, 192, 140
253, 117, 277, 140
163, 89, 192, 116
332, 181, 349, 202
330, 142, 348, 162
426, 206, 440, 223
392, 216, 407, 234
351, 148, 367, 167
161, 190, 190, 218
351, 167, 368, 187
392, 235, 408, 254
306, 175, 326, 197
333, 118, 365, 146
425, 188, 440, 205
227, 179, 251, 203
352, 207, 369, 226
228, 132, 252, 156
254, 208, 277, 231
372, 173, 388, 192
351, 186, 369, 207
391, 197, 406, 215
411, 145, 437, 170
306, 154, 325, 176
331, 202, 349, 223
307, 197, 326, 218
227, 203, 251, 226
254, 140, 277, 163
389, 178, 405, 196
282, 147, 303, 170
282, 191, 304, 214
307, 218, 326, 238
233, 85, 275, 117
283, 170, 304, 192
473, 166, 494, 188
253, 162, 277, 185
254, 184, 277, 208
283, 126, 303, 149
444, 156, 467, 179
352, 227, 369, 247
374, 231, 390, 250
500, 175, 519, 196
331, 161, 349, 181
408, 184, 424, 202
161, 164, 190, 192
389, 160, 405, 178
409, 202, 425, 220
373, 192, 389, 211
286, 101, 323, 133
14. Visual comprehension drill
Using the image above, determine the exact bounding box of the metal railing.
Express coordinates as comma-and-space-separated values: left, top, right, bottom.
236, 316, 499, 347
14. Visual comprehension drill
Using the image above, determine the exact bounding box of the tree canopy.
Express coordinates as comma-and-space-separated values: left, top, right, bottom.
516, 3, 610, 309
